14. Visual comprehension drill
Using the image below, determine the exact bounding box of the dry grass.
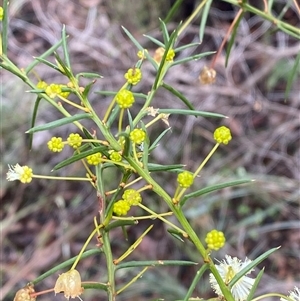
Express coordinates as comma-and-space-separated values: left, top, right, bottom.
1, 1, 299, 300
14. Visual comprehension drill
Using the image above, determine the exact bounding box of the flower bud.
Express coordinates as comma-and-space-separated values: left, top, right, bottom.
177, 171, 194, 188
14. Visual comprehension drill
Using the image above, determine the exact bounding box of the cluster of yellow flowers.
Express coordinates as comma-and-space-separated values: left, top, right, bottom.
37, 81, 70, 99
113, 189, 142, 216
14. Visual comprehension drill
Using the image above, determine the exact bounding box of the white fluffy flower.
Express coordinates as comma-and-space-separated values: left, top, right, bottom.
209, 255, 255, 301
280, 287, 300, 301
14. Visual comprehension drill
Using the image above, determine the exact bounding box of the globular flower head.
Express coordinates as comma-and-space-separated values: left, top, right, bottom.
115, 89, 135, 109
13, 283, 36, 301
209, 255, 255, 301
109, 151, 122, 162
166, 49, 175, 62
129, 129, 146, 144
137, 49, 148, 59
177, 171, 194, 188
113, 200, 131, 216
86, 153, 102, 165
7, 164, 33, 184
36, 80, 48, 90
214, 126, 232, 145
54, 269, 83, 300
199, 66, 216, 84
281, 287, 300, 301
67, 133, 82, 149
205, 229, 226, 250
0, 7, 3, 21
45, 83, 62, 98
124, 68, 142, 85
122, 189, 142, 206
48, 137, 65, 152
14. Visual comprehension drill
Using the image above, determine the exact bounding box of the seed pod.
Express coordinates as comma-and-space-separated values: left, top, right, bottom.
13, 283, 36, 301
54, 269, 83, 299
199, 66, 216, 84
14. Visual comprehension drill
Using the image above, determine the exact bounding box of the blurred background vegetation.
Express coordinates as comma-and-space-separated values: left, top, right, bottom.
1, 0, 299, 300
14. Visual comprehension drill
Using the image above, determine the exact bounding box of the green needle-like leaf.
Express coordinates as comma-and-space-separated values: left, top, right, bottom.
181, 179, 253, 206
32, 57, 61, 71
148, 163, 184, 172
83, 282, 108, 291
162, 83, 195, 110
246, 267, 265, 301
225, 11, 244, 67
106, 106, 120, 128
153, 24, 181, 90
76, 72, 103, 79
115, 260, 197, 270
82, 80, 96, 98
143, 34, 165, 48
174, 42, 201, 52
61, 25, 70, 68
54, 52, 74, 79
149, 127, 172, 152
53, 146, 108, 170
285, 50, 300, 100
25, 39, 64, 74
26, 113, 92, 133
122, 26, 158, 69
167, 229, 185, 242
28, 96, 42, 149
268, 0, 274, 12
160, 18, 170, 44
164, 0, 184, 24
158, 109, 226, 118
229, 247, 280, 288
82, 127, 99, 147
105, 220, 138, 232
32, 249, 102, 284
183, 264, 209, 301
199, 0, 213, 43
171, 51, 215, 66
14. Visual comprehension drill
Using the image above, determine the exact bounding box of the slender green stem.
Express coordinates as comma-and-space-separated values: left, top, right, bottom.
138, 203, 187, 236
194, 143, 219, 178
74, 89, 121, 151
116, 267, 148, 295
132, 89, 157, 127
118, 109, 124, 132
178, 0, 208, 36
102, 230, 116, 301
57, 94, 89, 111
113, 211, 173, 220
124, 155, 234, 301
176, 143, 219, 201
252, 294, 294, 301
95, 165, 116, 301
32, 175, 92, 181
115, 225, 153, 264
224, 0, 300, 38
70, 224, 104, 270
103, 83, 127, 124
183, 263, 209, 301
